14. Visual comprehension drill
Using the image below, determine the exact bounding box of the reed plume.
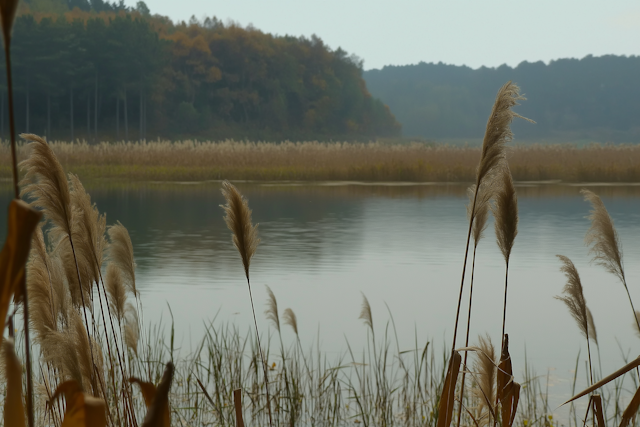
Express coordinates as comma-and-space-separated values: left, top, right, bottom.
221, 180, 260, 279
221, 180, 271, 427
108, 221, 137, 297
19, 133, 94, 355
69, 173, 107, 286
493, 166, 518, 264
449, 83, 530, 427
582, 189, 640, 333
265, 285, 280, 333
471, 335, 497, 426
359, 293, 374, 334
124, 303, 140, 355
283, 308, 298, 336
555, 255, 596, 385
20, 134, 73, 238
451, 82, 530, 352
106, 263, 127, 322
26, 239, 58, 344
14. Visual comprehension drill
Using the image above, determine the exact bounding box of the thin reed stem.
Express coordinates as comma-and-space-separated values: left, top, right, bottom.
247, 277, 273, 427
456, 243, 479, 427
451, 183, 479, 352
501, 261, 510, 352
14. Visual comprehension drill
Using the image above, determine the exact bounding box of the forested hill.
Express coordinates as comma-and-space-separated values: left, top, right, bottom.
364, 57, 640, 142
2, 0, 400, 141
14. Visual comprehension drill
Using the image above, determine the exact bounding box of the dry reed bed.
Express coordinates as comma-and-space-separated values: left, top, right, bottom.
2, 140, 640, 182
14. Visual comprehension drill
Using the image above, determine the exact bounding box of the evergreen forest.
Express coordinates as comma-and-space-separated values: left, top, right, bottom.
2, 0, 401, 141
364, 56, 640, 142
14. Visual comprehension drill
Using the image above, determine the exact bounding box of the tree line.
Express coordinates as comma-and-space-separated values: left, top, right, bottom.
1, 0, 400, 141
364, 56, 640, 142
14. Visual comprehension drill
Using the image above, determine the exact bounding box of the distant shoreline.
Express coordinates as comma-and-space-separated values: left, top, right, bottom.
3, 140, 640, 183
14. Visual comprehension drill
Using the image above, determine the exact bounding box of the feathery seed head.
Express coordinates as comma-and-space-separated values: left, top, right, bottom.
107, 221, 137, 297
554, 255, 597, 344
283, 308, 298, 336
467, 178, 496, 246
124, 303, 140, 355
221, 181, 260, 280
492, 165, 518, 262
264, 285, 280, 333
19, 134, 73, 238
359, 293, 373, 333
582, 189, 625, 284
472, 334, 497, 425
477, 82, 533, 184
106, 263, 126, 322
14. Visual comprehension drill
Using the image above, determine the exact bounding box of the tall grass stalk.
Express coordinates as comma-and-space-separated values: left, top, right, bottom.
1, 2, 35, 425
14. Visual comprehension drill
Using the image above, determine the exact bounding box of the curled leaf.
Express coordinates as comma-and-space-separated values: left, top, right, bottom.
0, 200, 42, 333
50, 380, 107, 427
131, 361, 174, 427
437, 350, 462, 427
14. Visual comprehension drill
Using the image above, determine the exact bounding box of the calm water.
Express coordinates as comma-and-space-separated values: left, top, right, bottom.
4, 181, 640, 414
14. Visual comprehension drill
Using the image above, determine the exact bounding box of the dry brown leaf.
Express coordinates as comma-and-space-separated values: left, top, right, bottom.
129, 377, 157, 408
592, 395, 605, 427
502, 382, 520, 427
0, 200, 42, 333
437, 350, 462, 427
562, 356, 640, 406
50, 380, 107, 427
3, 339, 26, 427
132, 361, 174, 427
496, 336, 514, 407
620, 386, 640, 427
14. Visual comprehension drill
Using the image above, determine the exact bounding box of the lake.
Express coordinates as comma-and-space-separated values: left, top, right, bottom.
3, 181, 640, 418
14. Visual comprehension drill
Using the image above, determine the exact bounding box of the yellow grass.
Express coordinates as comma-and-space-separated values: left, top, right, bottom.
2, 140, 640, 182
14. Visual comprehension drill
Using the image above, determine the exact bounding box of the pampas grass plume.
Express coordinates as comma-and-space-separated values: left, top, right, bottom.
582, 189, 625, 283
554, 255, 597, 344
283, 308, 298, 336
221, 180, 260, 279
265, 285, 280, 333
492, 165, 518, 263
108, 221, 137, 297
359, 293, 373, 332
476, 82, 533, 183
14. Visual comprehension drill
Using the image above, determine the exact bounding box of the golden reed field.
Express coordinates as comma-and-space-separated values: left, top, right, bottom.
3, 140, 640, 183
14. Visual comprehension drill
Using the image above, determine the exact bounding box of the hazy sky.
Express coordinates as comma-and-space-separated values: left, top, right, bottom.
132, 0, 640, 70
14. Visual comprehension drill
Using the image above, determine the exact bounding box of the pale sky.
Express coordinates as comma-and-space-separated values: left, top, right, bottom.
131, 0, 640, 70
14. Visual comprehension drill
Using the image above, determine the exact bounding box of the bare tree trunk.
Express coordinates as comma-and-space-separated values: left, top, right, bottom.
47, 90, 51, 139
70, 87, 74, 142
124, 87, 128, 141
86, 95, 90, 142
25, 77, 29, 133
116, 94, 119, 139
1, 90, 4, 140
94, 72, 98, 140
139, 85, 143, 141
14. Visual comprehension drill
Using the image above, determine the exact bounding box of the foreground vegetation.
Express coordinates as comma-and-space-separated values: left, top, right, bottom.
3, 140, 640, 183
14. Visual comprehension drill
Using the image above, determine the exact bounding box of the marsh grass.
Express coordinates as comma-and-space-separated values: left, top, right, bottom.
4, 140, 640, 183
